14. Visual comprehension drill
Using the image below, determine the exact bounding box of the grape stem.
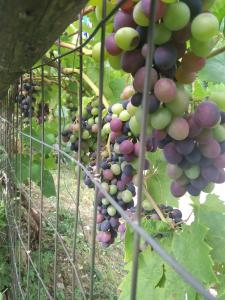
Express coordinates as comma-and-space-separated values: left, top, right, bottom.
55, 40, 92, 56
106, 133, 111, 158
207, 45, 225, 59
143, 186, 173, 227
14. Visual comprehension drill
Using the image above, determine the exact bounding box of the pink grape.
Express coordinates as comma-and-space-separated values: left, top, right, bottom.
154, 78, 177, 103
133, 67, 158, 93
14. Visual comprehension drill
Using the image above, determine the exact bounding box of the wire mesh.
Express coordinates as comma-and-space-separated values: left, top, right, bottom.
0, 1, 217, 300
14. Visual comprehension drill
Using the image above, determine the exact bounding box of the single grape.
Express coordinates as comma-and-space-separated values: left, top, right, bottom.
151, 107, 172, 130
200, 139, 221, 159
167, 164, 183, 180
114, 10, 136, 31
107, 206, 117, 217
166, 87, 189, 116
154, 23, 172, 45
133, 67, 158, 93
191, 13, 219, 42
184, 165, 200, 180
121, 49, 145, 75
175, 138, 195, 155
110, 118, 123, 132
115, 27, 140, 51
119, 140, 134, 155
171, 181, 186, 197
133, 1, 149, 27
163, 2, 191, 31
167, 117, 189, 141
121, 190, 133, 203
154, 43, 177, 71
194, 101, 220, 128
154, 78, 177, 103
163, 142, 183, 164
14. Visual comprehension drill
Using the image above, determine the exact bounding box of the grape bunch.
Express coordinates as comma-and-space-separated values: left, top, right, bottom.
16, 83, 36, 119
61, 99, 107, 165
155, 100, 225, 197
84, 93, 159, 247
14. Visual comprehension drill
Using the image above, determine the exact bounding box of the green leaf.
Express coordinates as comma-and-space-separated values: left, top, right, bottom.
119, 248, 164, 300
172, 223, 217, 286
195, 194, 225, 264
211, 0, 225, 24
199, 53, 225, 84
146, 152, 178, 207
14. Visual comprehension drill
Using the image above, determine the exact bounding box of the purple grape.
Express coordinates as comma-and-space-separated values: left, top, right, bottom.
199, 157, 213, 168
148, 94, 160, 113
121, 173, 133, 184
169, 209, 182, 219
110, 217, 119, 228
114, 10, 136, 31
194, 101, 221, 128
118, 223, 126, 234
171, 181, 186, 197
178, 159, 192, 169
220, 141, 225, 153
215, 169, 225, 184
110, 118, 123, 132
200, 139, 221, 159
186, 147, 201, 164
214, 154, 225, 169
101, 232, 112, 243
103, 169, 114, 181
154, 43, 177, 71
119, 140, 134, 155
121, 49, 145, 75
123, 153, 136, 162
190, 176, 208, 190
123, 164, 134, 176
187, 114, 203, 138
201, 165, 220, 183
175, 138, 195, 155
105, 33, 122, 56
136, 26, 148, 45
133, 67, 158, 93
117, 180, 126, 191
101, 220, 111, 232
187, 184, 201, 196
163, 142, 183, 164
131, 93, 142, 107
116, 135, 128, 144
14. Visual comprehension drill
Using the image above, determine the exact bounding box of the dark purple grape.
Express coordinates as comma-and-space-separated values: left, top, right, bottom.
105, 114, 112, 122
148, 94, 160, 113
214, 154, 225, 169
178, 159, 192, 169
154, 43, 177, 71
201, 165, 220, 183
175, 138, 195, 155
116, 135, 129, 144
131, 93, 142, 107
100, 220, 111, 232
121, 49, 145, 75
122, 100, 129, 109
160, 65, 176, 79
215, 169, 225, 184
101, 161, 110, 170
190, 176, 208, 190
171, 181, 186, 197
220, 141, 225, 153
127, 183, 136, 195
136, 26, 148, 45
105, 33, 122, 55
187, 184, 201, 196
123, 164, 134, 176
122, 122, 130, 134
186, 147, 201, 164
117, 180, 126, 191
181, 0, 202, 19
199, 157, 213, 168
200, 139, 221, 159
163, 142, 183, 164
110, 217, 119, 228
121, 173, 133, 184
169, 209, 182, 219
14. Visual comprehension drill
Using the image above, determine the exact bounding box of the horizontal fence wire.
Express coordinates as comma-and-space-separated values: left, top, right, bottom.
0, 0, 217, 299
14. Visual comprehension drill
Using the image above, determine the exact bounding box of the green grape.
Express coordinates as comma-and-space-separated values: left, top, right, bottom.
190, 37, 215, 57
163, 2, 190, 31
111, 164, 121, 176
109, 185, 118, 195
92, 42, 101, 62
82, 130, 90, 140
112, 103, 124, 115
108, 54, 121, 70
129, 116, 141, 136
212, 125, 225, 142
126, 102, 137, 116
119, 110, 130, 122
107, 206, 117, 216
102, 198, 110, 206
203, 182, 215, 193
150, 108, 172, 130
115, 27, 140, 51
184, 165, 200, 180
166, 88, 189, 116
142, 199, 152, 211
191, 13, 219, 42
91, 107, 98, 116
210, 92, 225, 111
121, 190, 133, 203
154, 23, 172, 45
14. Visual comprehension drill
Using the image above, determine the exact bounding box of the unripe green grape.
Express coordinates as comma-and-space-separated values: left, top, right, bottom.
115, 27, 140, 51
102, 182, 109, 192
127, 102, 137, 116
129, 116, 141, 136
210, 92, 225, 111
119, 110, 130, 122
142, 199, 152, 211
114, 143, 121, 154
91, 107, 98, 116
108, 54, 121, 70
212, 125, 225, 142
102, 198, 110, 206
70, 135, 76, 143
109, 185, 118, 195
154, 23, 172, 45
203, 182, 215, 193
190, 37, 215, 57
102, 123, 111, 135
191, 13, 219, 42
121, 190, 133, 203
112, 103, 124, 115
88, 118, 94, 125
163, 2, 190, 31
82, 130, 90, 140
111, 164, 121, 176
184, 165, 200, 180
107, 206, 117, 216
151, 108, 172, 130
92, 100, 99, 107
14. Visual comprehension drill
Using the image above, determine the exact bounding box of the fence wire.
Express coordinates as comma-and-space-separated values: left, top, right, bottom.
0, 0, 217, 299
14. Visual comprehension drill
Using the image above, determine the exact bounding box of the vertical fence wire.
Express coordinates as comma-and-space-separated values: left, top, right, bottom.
90, 0, 106, 298
0, 1, 218, 300
53, 41, 62, 299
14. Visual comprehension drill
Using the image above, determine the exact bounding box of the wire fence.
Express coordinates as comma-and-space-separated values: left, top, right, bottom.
0, 1, 217, 299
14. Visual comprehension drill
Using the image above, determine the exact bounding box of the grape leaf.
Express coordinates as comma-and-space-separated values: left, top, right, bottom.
218, 274, 225, 300
194, 194, 225, 264
210, 0, 225, 23
171, 223, 217, 286
199, 53, 225, 84
38, 170, 56, 198
146, 154, 178, 207
119, 248, 164, 300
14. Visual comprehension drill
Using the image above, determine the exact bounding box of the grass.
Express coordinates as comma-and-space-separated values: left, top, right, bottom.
18, 164, 125, 299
